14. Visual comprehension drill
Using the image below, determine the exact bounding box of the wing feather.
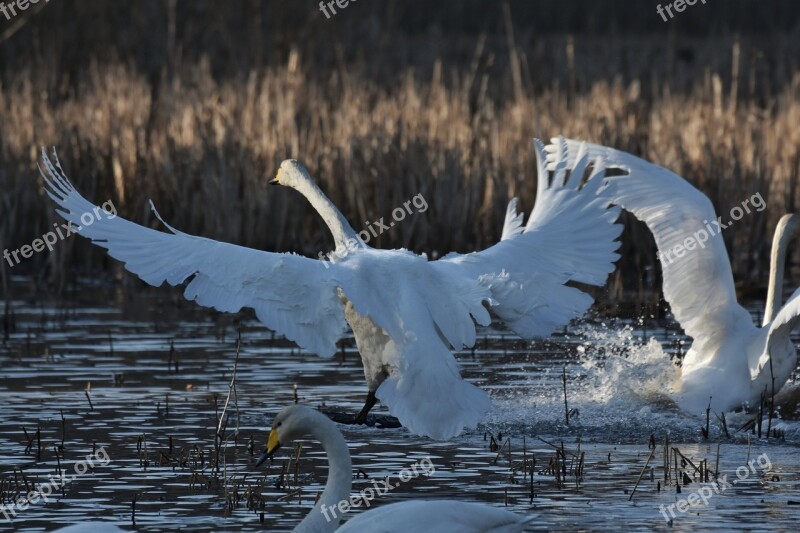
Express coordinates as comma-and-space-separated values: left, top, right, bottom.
500, 198, 525, 241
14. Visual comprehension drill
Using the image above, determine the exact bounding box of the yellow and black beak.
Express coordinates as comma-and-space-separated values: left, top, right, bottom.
269, 169, 281, 186
255, 427, 281, 467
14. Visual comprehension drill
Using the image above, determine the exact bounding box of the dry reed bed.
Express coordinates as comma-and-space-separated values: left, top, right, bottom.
1, 56, 799, 302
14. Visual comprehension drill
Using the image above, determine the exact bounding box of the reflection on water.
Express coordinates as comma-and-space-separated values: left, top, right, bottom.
0, 279, 799, 531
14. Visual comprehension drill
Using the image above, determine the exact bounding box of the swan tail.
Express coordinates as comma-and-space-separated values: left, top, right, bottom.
376, 348, 490, 440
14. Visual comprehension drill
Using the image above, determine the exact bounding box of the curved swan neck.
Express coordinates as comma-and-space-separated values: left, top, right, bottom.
295, 179, 358, 250
764, 214, 800, 325
295, 410, 352, 532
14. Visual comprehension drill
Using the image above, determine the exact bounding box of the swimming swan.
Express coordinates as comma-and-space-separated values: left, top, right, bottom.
39, 140, 620, 438
256, 404, 534, 532
543, 138, 800, 414
52, 524, 127, 533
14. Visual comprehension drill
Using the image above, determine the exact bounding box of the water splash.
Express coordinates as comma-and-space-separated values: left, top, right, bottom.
486, 322, 698, 442
575, 323, 682, 403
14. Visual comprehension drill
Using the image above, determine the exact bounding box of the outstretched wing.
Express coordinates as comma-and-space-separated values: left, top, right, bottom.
39, 150, 348, 357
544, 138, 754, 355
437, 139, 622, 339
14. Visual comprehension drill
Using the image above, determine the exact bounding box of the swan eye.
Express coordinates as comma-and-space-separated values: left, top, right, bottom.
276, 422, 282, 428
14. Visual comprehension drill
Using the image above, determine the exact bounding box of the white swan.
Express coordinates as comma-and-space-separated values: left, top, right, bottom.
542, 138, 800, 414
52, 524, 127, 533
39, 141, 620, 439
256, 404, 534, 532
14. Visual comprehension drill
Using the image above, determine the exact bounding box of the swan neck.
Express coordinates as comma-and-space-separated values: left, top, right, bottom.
296, 412, 352, 532
296, 180, 358, 250
764, 216, 797, 325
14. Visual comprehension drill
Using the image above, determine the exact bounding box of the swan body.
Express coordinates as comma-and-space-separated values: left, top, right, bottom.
257, 405, 534, 532
53, 525, 127, 533
337, 500, 534, 532
39, 141, 620, 438
543, 138, 800, 414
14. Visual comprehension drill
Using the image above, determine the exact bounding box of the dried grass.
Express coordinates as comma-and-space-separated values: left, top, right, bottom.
1, 2, 798, 304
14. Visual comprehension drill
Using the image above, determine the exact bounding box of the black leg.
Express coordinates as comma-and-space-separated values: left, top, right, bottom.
354, 390, 377, 424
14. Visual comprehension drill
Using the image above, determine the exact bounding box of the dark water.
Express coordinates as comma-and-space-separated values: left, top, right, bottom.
1, 278, 799, 531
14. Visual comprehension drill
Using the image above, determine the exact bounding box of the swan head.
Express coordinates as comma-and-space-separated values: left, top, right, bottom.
777, 213, 800, 238
270, 159, 314, 190
255, 404, 314, 467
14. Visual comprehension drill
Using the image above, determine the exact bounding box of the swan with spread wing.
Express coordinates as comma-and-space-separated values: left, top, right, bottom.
541, 138, 800, 414
39, 139, 620, 439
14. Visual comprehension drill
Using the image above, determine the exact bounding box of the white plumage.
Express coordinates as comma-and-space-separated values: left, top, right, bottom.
545, 138, 800, 414
52, 524, 127, 533
337, 500, 533, 533
258, 405, 535, 532
39, 139, 620, 439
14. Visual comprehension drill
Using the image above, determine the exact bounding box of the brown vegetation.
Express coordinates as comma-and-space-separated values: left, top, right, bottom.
1, 1, 798, 305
